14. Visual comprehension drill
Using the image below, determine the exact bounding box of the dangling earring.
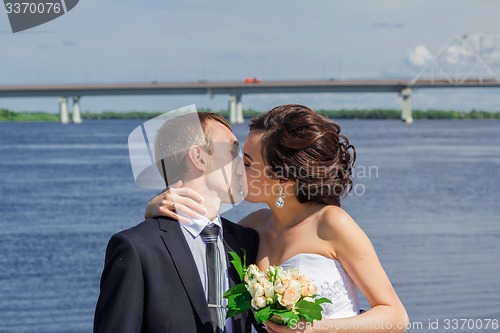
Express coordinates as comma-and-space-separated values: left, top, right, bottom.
275, 185, 286, 208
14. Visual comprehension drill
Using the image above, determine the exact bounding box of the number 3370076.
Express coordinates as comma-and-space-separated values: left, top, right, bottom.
5, 2, 61, 14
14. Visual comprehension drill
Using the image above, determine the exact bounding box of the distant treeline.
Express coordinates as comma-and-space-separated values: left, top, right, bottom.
0, 109, 60, 121
1, 108, 500, 121
318, 109, 500, 119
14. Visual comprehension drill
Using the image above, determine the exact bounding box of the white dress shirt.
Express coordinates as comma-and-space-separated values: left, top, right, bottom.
179, 214, 233, 333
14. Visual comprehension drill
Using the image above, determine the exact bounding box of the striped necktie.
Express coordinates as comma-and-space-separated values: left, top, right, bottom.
201, 225, 225, 333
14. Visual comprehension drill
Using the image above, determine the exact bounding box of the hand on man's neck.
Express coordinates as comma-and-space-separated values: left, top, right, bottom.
182, 179, 221, 221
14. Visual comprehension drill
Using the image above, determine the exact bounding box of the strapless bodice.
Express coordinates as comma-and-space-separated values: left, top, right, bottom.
281, 253, 360, 319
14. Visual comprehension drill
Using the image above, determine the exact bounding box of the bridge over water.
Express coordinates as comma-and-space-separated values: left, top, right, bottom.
1, 78, 500, 124
1, 35, 499, 124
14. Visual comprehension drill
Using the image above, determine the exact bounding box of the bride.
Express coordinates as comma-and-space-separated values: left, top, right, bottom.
145, 104, 408, 332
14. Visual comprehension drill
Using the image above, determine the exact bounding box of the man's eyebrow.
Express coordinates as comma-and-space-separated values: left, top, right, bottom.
244, 153, 253, 161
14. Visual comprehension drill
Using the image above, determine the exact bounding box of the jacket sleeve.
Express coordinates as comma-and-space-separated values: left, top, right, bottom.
93, 232, 144, 333
250, 228, 259, 268
247, 229, 268, 333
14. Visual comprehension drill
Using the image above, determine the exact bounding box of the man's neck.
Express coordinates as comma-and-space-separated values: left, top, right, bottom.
182, 179, 221, 221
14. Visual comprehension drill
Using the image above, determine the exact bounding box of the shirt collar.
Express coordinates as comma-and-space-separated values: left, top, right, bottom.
179, 212, 224, 239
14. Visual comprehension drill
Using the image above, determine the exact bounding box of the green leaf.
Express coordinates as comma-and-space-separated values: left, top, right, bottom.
269, 314, 285, 325
228, 251, 246, 281
226, 291, 252, 318
272, 311, 300, 328
254, 306, 273, 324
295, 299, 324, 321
241, 248, 247, 270
301, 312, 315, 323
314, 297, 332, 305
226, 307, 245, 319
223, 283, 248, 298
226, 292, 251, 307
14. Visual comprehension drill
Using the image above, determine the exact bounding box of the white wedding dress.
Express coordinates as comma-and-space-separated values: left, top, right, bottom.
281, 253, 360, 319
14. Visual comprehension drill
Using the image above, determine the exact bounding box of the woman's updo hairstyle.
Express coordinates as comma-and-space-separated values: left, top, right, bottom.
249, 104, 356, 207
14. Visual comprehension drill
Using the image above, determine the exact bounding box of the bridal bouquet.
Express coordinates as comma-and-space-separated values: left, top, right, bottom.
224, 251, 332, 328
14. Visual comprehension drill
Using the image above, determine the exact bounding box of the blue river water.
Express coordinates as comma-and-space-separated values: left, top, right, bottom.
0, 118, 499, 332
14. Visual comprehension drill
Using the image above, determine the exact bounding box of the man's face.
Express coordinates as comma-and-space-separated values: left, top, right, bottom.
204, 120, 247, 204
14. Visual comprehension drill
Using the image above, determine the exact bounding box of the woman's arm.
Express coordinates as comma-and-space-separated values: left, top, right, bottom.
144, 181, 207, 223
267, 207, 409, 333
327, 207, 408, 332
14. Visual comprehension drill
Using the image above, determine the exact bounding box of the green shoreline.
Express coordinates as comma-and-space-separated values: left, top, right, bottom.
1, 108, 500, 122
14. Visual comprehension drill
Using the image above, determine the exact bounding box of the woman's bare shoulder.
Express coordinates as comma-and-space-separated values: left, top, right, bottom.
317, 205, 361, 239
318, 205, 374, 258
238, 208, 271, 230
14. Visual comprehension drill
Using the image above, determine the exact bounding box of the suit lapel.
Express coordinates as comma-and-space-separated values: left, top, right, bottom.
222, 220, 244, 287
158, 217, 212, 332
221, 219, 245, 333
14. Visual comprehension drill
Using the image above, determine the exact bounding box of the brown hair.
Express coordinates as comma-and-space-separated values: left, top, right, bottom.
198, 112, 232, 148
155, 112, 231, 186
249, 104, 356, 206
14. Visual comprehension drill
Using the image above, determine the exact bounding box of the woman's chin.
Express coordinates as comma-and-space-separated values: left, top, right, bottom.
243, 195, 263, 204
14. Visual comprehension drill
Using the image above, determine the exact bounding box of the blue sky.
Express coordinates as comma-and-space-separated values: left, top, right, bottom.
1, 0, 500, 113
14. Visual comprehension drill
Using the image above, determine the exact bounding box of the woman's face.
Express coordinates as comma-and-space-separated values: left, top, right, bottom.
242, 131, 278, 204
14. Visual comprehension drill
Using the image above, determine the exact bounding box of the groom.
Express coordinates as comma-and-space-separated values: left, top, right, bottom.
94, 112, 261, 333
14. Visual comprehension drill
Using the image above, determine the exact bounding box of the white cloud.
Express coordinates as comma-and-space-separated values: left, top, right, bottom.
408, 45, 433, 67
488, 51, 500, 63
445, 44, 473, 65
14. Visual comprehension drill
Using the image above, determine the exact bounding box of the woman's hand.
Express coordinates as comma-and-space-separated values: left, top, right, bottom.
144, 181, 207, 223
265, 320, 310, 333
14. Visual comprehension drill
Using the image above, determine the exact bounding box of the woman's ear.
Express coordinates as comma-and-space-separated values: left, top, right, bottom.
187, 145, 208, 172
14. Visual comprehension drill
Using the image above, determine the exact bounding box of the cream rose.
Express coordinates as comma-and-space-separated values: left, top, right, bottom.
248, 282, 265, 298
263, 281, 274, 299
246, 264, 263, 280
298, 275, 317, 297
278, 280, 302, 310
280, 268, 299, 286
301, 282, 317, 297
251, 296, 267, 309
274, 280, 286, 294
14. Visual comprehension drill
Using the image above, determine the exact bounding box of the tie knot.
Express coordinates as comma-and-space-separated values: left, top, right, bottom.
201, 225, 220, 243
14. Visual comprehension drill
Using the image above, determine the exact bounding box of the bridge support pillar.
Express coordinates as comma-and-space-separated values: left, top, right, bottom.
229, 94, 244, 124
59, 97, 69, 124
72, 96, 82, 124
228, 95, 236, 124
401, 88, 413, 124
235, 94, 244, 124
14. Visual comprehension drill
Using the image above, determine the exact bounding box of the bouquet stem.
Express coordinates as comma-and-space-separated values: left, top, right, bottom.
269, 315, 285, 326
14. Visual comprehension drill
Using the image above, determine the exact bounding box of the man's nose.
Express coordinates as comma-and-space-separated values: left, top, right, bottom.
235, 156, 244, 176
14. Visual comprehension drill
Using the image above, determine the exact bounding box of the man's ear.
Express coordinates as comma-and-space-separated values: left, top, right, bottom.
187, 145, 208, 172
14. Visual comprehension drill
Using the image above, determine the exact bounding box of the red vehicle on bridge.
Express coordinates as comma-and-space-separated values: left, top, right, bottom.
243, 77, 262, 83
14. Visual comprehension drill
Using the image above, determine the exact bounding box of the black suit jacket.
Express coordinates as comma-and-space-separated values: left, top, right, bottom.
94, 216, 262, 333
